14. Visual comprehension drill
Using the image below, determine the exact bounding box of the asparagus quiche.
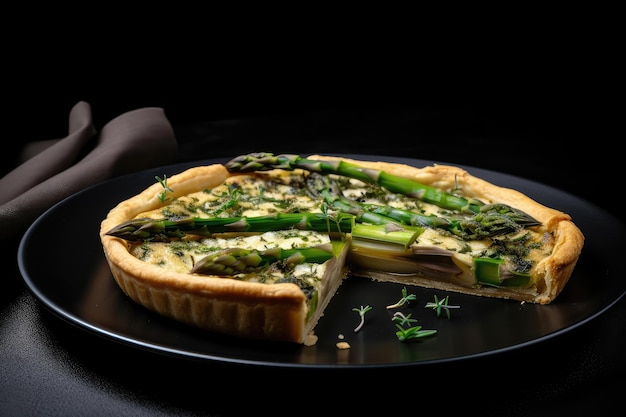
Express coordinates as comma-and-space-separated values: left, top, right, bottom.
100, 153, 584, 344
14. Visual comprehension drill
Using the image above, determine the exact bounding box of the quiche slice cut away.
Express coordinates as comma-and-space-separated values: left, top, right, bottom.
100, 154, 585, 344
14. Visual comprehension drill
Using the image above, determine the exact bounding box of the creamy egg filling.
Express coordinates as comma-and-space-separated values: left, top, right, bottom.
130, 230, 330, 281
130, 170, 550, 292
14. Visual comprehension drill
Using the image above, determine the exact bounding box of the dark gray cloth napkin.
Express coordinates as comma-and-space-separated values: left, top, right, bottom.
0, 101, 178, 244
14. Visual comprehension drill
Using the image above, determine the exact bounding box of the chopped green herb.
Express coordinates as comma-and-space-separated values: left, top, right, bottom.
155, 175, 174, 203
391, 311, 418, 327
425, 295, 460, 319
391, 311, 436, 342
386, 287, 417, 309
352, 305, 372, 332
395, 325, 437, 342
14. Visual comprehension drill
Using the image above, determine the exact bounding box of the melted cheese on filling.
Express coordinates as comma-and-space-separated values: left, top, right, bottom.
131, 170, 550, 288
130, 230, 329, 285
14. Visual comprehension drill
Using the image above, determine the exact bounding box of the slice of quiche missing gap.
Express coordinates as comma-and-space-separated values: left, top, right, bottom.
100, 154, 585, 344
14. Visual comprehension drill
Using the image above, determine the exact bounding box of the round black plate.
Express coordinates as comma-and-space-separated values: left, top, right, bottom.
17, 155, 626, 369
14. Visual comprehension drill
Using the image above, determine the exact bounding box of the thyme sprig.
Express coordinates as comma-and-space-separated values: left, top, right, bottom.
352, 305, 372, 332
395, 325, 438, 342
155, 175, 174, 203
392, 311, 437, 342
386, 287, 417, 309
425, 295, 460, 319
211, 184, 242, 216
391, 311, 418, 327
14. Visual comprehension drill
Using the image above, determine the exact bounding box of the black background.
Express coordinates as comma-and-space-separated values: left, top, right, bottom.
4, 73, 616, 218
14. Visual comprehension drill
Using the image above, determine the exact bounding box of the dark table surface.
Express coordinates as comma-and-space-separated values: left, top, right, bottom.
2, 105, 622, 416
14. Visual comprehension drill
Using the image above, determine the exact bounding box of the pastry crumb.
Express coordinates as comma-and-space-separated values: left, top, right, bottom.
336, 341, 351, 350
304, 334, 318, 346
337, 333, 345, 339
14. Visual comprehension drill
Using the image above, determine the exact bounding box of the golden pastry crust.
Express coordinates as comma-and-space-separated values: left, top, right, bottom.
311, 155, 585, 304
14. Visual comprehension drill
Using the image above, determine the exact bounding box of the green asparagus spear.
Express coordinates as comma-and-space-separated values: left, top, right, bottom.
106, 212, 355, 242
306, 171, 534, 240
352, 222, 422, 247
106, 212, 421, 248
474, 257, 532, 287
357, 202, 533, 239
225, 152, 540, 227
190, 245, 335, 275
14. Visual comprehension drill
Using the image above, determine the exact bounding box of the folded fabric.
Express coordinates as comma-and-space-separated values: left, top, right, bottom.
0, 101, 178, 244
